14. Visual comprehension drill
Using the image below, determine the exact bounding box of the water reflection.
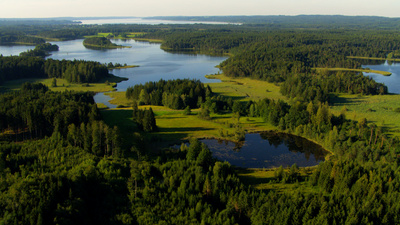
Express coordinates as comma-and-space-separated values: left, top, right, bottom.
362, 60, 400, 94
200, 132, 328, 168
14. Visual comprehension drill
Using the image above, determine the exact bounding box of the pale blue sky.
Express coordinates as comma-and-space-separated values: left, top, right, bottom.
1, 0, 399, 18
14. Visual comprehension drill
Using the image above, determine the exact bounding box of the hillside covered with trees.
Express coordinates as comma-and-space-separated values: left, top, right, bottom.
1, 16, 400, 224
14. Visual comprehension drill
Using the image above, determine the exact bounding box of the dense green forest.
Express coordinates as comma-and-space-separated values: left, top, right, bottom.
0, 55, 110, 84
2, 16, 400, 224
126, 79, 211, 109
1, 83, 400, 224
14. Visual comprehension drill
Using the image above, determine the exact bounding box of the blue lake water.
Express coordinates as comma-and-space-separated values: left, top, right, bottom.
362, 61, 400, 94
0, 39, 226, 107
47, 39, 226, 92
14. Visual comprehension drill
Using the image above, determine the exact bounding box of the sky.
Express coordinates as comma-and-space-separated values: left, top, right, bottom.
1, 0, 400, 18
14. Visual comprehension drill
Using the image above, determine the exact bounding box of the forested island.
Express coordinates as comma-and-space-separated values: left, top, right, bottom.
83, 37, 130, 49
1, 15, 400, 224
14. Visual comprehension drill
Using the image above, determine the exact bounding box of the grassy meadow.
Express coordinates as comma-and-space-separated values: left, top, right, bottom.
207, 74, 286, 102
100, 104, 276, 150
314, 67, 392, 76
0, 73, 127, 93
330, 93, 400, 136
236, 168, 320, 194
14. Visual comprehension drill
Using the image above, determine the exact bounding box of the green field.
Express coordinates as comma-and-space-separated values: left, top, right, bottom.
207, 74, 286, 102
315, 67, 392, 76
84, 32, 147, 39
347, 56, 400, 62
104, 91, 132, 106
99, 104, 276, 150
330, 93, 400, 136
0, 76, 125, 93
236, 168, 320, 193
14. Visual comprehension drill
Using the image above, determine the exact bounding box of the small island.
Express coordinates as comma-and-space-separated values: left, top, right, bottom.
83, 37, 130, 49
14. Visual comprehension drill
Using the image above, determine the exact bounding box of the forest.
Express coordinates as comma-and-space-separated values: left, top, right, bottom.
0, 55, 111, 84
1, 16, 400, 224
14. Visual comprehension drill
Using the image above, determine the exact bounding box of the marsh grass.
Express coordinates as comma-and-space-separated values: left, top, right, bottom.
315, 67, 392, 76
206, 74, 286, 102
236, 168, 320, 194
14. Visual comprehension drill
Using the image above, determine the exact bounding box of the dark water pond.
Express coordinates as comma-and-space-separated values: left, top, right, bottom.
190, 132, 328, 168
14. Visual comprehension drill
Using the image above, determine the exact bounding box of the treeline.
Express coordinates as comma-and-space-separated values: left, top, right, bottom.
280, 71, 387, 102
132, 104, 157, 132
126, 79, 211, 110
223, 31, 397, 75
158, 30, 259, 54
0, 83, 98, 139
219, 30, 400, 81
0, 55, 110, 84
148, 15, 400, 29
0, 33, 45, 45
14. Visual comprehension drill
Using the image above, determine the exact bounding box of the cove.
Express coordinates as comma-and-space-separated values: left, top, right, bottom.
362, 60, 400, 94
190, 132, 328, 168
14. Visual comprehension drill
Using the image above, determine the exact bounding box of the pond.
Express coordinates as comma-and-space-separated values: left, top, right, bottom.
179, 132, 329, 168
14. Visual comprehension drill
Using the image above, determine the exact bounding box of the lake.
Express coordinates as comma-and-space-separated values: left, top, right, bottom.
362, 60, 400, 94
47, 39, 226, 91
0, 44, 35, 56
180, 132, 328, 168
0, 39, 227, 108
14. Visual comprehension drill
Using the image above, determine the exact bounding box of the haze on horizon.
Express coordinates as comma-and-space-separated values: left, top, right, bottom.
1, 0, 400, 19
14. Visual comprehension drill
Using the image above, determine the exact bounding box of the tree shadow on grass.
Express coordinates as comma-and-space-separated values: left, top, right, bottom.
158, 127, 214, 133
329, 95, 363, 106
236, 169, 275, 186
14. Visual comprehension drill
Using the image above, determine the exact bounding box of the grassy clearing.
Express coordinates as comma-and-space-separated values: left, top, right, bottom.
100, 104, 276, 150
206, 74, 286, 102
96, 103, 109, 110
133, 38, 164, 43
84, 32, 147, 39
347, 56, 400, 62
315, 67, 392, 76
102, 74, 286, 109
104, 91, 131, 106
0, 77, 124, 93
330, 93, 400, 136
236, 168, 319, 194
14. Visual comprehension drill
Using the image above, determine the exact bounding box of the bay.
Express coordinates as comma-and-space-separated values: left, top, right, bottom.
362, 60, 400, 94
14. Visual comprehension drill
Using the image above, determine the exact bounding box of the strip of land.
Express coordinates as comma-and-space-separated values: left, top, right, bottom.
314, 67, 392, 76
347, 56, 400, 62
